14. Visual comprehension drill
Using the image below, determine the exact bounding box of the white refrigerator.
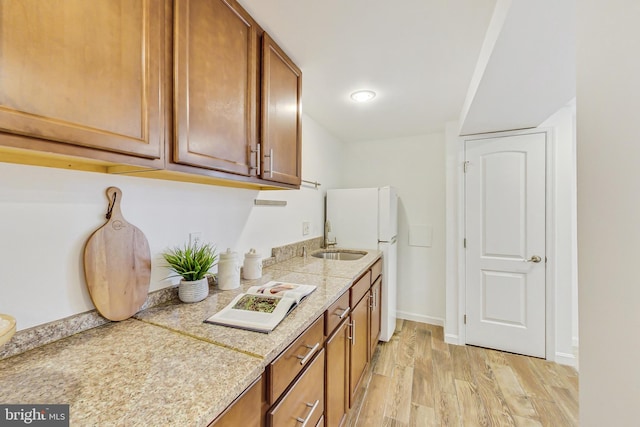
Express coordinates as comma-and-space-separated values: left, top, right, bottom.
326, 186, 398, 342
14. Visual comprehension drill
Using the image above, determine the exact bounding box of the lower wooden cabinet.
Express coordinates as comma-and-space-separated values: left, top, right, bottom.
325, 319, 350, 427
349, 293, 370, 407
268, 349, 325, 427
209, 375, 265, 427
214, 257, 383, 426
369, 276, 382, 358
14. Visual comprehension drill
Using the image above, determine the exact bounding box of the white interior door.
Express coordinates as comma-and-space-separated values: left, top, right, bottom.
465, 132, 546, 358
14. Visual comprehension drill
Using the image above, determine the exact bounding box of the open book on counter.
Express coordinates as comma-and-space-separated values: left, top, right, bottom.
204, 281, 317, 333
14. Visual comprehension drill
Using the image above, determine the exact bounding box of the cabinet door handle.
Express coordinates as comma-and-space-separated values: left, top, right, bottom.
250, 145, 261, 175
295, 342, 320, 365
295, 399, 320, 427
349, 320, 356, 346
335, 306, 350, 319
263, 148, 273, 178
369, 293, 374, 309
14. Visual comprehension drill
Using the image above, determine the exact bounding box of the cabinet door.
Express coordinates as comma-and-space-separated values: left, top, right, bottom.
0, 0, 163, 160
174, 0, 259, 176
260, 33, 302, 186
209, 375, 264, 427
349, 294, 370, 407
369, 277, 382, 358
325, 320, 349, 427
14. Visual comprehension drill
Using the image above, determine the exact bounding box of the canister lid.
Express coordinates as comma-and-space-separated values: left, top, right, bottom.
219, 248, 237, 260
244, 248, 261, 258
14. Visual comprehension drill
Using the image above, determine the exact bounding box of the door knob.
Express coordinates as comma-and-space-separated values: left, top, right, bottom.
526, 255, 542, 263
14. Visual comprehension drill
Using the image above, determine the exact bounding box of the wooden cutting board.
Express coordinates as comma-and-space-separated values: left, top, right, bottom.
83, 187, 151, 321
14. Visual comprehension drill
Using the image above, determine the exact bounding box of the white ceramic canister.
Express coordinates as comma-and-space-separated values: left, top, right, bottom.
217, 248, 240, 290
242, 248, 262, 280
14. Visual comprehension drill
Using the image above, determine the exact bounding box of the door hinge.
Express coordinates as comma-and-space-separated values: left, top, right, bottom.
463, 161, 470, 173
463, 238, 467, 248
464, 314, 467, 324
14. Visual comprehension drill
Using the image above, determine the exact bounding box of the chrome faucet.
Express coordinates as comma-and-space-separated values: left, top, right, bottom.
324, 220, 337, 248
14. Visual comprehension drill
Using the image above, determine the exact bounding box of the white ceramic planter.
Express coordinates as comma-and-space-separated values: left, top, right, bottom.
178, 278, 209, 303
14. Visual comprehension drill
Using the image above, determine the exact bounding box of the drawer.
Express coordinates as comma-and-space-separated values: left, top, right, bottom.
371, 258, 383, 283
325, 290, 350, 336
268, 349, 325, 427
350, 270, 371, 308
267, 315, 324, 404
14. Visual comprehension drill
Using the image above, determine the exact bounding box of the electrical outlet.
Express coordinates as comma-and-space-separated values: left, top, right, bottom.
302, 221, 311, 236
189, 232, 202, 246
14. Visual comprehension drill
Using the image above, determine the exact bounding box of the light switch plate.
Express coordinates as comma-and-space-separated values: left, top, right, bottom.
302, 221, 311, 236
189, 232, 202, 246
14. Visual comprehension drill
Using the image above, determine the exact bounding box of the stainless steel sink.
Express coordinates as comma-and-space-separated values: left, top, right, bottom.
311, 250, 367, 261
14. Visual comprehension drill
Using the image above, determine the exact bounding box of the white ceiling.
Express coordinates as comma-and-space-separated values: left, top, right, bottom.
238, 0, 497, 142
459, 0, 576, 135
238, 0, 575, 142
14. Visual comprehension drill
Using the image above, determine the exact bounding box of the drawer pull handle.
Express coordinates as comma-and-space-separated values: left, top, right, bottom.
295, 399, 320, 426
296, 342, 320, 365
369, 293, 374, 308
335, 306, 350, 319
349, 320, 356, 346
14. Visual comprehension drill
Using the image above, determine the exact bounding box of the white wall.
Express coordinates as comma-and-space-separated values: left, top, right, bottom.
342, 133, 446, 325
577, 2, 640, 425
0, 114, 345, 331
539, 102, 578, 365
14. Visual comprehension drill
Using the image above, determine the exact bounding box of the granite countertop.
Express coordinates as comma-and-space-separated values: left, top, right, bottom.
0, 320, 264, 427
0, 249, 381, 426
136, 250, 381, 363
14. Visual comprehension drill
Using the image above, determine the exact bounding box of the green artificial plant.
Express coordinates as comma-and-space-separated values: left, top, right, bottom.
162, 241, 218, 282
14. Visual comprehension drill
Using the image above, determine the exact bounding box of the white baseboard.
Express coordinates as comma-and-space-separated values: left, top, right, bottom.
445, 333, 461, 345
396, 311, 444, 327
555, 351, 578, 368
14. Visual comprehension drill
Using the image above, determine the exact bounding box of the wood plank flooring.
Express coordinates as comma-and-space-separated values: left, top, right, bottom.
346, 320, 578, 427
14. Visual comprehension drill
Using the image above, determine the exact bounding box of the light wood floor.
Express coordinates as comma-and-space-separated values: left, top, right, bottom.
346, 320, 578, 427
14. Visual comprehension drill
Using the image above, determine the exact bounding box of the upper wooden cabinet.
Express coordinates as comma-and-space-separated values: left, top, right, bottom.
173, 0, 259, 177
0, 0, 303, 189
260, 33, 302, 187
0, 0, 164, 163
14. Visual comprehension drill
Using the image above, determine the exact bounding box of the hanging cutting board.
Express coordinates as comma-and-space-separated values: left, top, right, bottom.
83, 187, 151, 321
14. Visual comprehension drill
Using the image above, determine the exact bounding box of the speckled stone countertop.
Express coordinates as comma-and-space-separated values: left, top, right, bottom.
0, 249, 380, 426
0, 319, 264, 427
135, 250, 381, 363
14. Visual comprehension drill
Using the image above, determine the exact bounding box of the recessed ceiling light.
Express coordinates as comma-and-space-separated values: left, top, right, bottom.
350, 90, 376, 102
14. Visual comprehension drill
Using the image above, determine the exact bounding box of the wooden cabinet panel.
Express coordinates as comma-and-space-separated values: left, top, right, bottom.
325, 290, 350, 336
173, 0, 259, 176
267, 315, 324, 404
349, 294, 370, 407
371, 259, 383, 284
350, 271, 371, 310
0, 0, 163, 160
369, 277, 382, 358
260, 33, 302, 186
209, 374, 265, 427
325, 320, 349, 427
268, 349, 325, 427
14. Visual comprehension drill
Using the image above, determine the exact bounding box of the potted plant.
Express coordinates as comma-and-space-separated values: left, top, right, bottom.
162, 241, 218, 303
